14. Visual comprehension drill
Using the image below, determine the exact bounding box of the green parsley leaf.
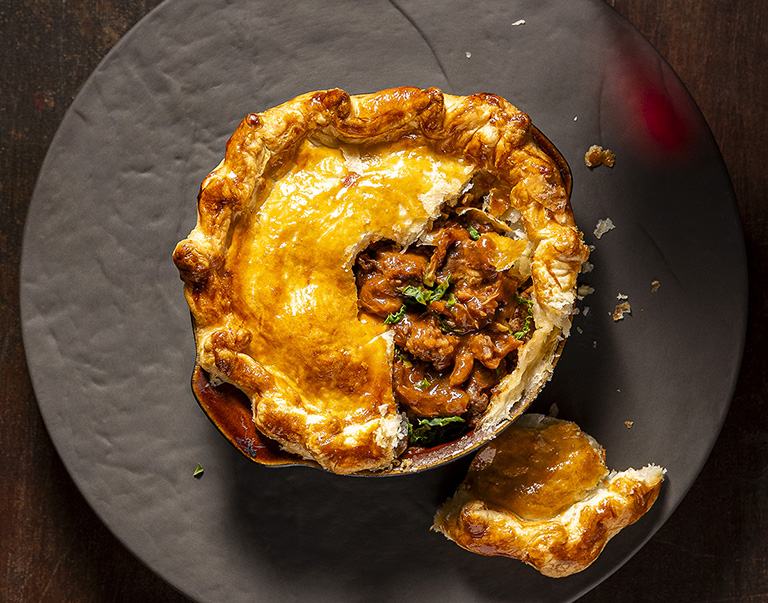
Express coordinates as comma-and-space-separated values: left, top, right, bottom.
431, 276, 451, 301
393, 346, 413, 368
416, 377, 431, 390
400, 276, 451, 307
467, 225, 481, 240
512, 292, 534, 340
515, 292, 533, 309
384, 304, 407, 324
445, 293, 457, 308
436, 315, 461, 334
513, 316, 533, 340
408, 416, 466, 447
400, 285, 433, 305
193, 463, 204, 478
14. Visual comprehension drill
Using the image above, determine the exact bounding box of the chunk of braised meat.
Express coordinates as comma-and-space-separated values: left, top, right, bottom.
391, 313, 458, 371
390, 311, 523, 377
448, 334, 522, 386
496, 284, 535, 341
449, 345, 475, 386
467, 333, 523, 370
392, 356, 470, 418
356, 246, 429, 317
427, 228, 520, 331
464, 364, 500, 426
422, 224, 466, 286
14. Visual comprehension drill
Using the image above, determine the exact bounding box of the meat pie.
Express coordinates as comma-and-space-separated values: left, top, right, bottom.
173, 87, 589, 475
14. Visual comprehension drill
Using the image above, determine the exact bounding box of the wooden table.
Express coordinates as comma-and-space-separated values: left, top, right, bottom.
2, 1, 766, 600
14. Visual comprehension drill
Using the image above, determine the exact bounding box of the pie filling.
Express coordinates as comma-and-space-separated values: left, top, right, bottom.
355, 183, 535, 447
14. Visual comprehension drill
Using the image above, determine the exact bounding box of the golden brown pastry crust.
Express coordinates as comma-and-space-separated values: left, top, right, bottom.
173, 88, 589, 475
433, 414, 665, 577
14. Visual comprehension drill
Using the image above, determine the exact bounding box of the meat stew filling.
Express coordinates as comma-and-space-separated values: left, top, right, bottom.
355, 208, 535, 447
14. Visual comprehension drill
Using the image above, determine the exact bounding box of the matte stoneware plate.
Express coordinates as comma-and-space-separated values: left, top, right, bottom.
20, 0, 747, 601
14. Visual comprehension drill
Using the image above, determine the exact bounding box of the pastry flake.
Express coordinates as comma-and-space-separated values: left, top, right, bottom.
173, 88, 589, 475
433, 414, 665, 577
585, 144, 616, 168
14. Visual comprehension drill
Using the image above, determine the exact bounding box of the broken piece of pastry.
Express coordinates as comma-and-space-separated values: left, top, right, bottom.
433, 414, 664, 577
173, 87, 589, 475
584, 144, 616, 168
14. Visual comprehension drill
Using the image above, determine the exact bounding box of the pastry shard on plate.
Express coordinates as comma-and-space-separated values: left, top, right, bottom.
433, 414, 665, 577
173, 87, 589, 475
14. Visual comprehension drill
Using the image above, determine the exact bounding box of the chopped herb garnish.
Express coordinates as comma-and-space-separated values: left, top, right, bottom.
467, 225, 481, 240
445, 293, 457, 308
408, 416, 467, 447
416, 377, 431, 390
193, 463, 204, 478
436, 315, 461, 334
384, 304, 407, 324
512, 292, 534, 340
400, 284, 433, 305
513, 313, 534, 340
515, 292, 533, 308
399, 276, 451, 306
431, 276, 451, 301
393, 346, 413, 368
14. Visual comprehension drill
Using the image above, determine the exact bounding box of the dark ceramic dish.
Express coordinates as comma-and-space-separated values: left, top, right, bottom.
21, 0, 746, 601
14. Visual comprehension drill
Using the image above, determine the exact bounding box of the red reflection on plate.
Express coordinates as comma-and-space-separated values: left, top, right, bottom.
608, 43, 700, 162
637, 84, 690, 154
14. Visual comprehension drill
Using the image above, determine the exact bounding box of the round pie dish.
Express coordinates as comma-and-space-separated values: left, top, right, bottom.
173, 86, 589, 475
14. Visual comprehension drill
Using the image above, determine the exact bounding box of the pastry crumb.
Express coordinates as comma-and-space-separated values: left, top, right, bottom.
617, 293, 628, 300
581, 260, 594, 273
612, 301, 632, 321
651, 280, 661, 292
576, 326, 583, 334
585, 145, 616, 168
583, 306, 590, 316
395, 458, 413, 470
465, 51, 472, 59
594, 218, 615, 239
577, 284, 595, 299
624, 420, 634, 429
512, 19, 526, 26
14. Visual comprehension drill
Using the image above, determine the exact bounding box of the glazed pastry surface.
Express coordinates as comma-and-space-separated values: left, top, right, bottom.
433, 414, 665, 577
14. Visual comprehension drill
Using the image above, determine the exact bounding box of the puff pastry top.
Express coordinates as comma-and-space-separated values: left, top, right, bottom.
173, 87, 588, 474
433, 414, 665, 577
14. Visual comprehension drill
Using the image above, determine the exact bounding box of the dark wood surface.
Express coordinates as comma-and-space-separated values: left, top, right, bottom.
2, 1, 766, 601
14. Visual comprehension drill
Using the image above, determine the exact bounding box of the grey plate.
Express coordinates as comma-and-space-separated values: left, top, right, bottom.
20, 0, 747, 601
